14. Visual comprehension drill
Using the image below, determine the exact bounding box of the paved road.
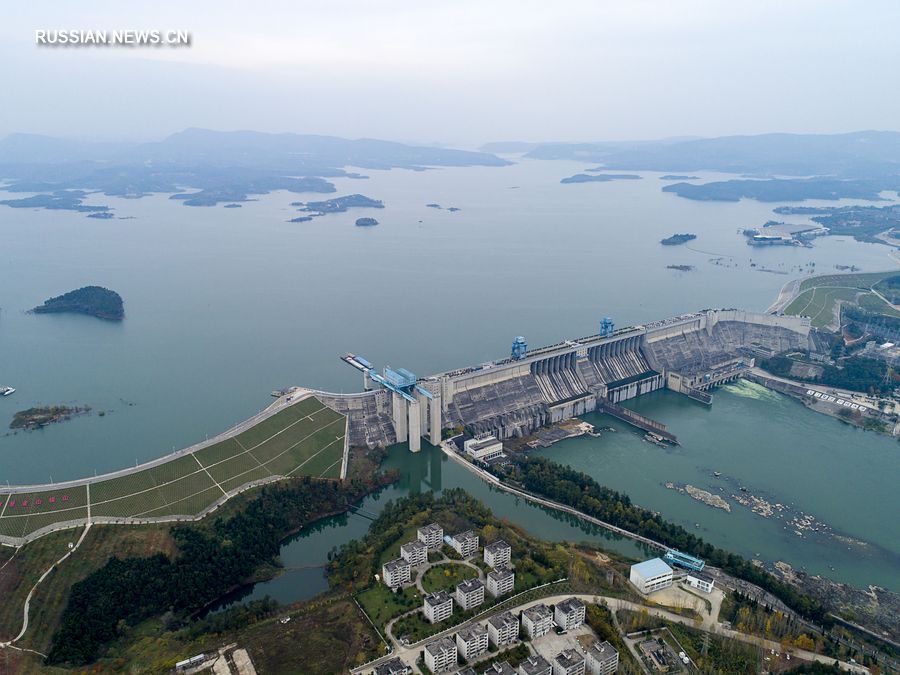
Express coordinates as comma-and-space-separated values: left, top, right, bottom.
358, 591, 868, 674
0, 523, 92, 653
412, 558, 483, 595
768, 277, 803, 313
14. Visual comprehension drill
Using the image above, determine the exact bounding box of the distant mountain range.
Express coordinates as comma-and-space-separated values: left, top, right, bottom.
0, 128, 510, 170
0, 129, 510, 208
483, 131, 900, 178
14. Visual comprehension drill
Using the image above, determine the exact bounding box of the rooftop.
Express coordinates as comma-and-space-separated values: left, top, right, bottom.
487, 610, 518, 630
383, 558, 410, 572
420, 523, 442, 534
457, 578, 484, 594
373, 657, 409, 675
467, 436, 502, 451
687, 570, 715, 583
424, 636, 456, 656
555, 649, 585, 669
523, 603, 552, 621
519, 655, 552, 675
588, 641, 618, 661
485, 540, 510, 554
453, 529, 478, 542
425, 591, 453, 608
556, 597, 585, 613
401, 539, 427, 551
482, 662, 516, 675
488, 567, 514, 581
456, 623, 487, 642
632, 557, 673, 578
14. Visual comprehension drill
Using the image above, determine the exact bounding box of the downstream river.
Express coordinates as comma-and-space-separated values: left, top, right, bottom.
1, 158, 898, 601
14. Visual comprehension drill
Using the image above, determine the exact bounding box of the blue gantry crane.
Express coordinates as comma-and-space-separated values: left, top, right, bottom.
599, 316, 615, 337
510, 336, 528, 360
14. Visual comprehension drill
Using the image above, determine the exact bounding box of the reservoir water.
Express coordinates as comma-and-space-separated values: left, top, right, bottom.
1, 158, 898, 600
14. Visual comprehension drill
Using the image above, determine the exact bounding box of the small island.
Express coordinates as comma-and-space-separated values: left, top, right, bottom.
288, 216, 314, 223
223, 203, 242, 209
660, 233, 697, 246
294, 194, 384, 214
426, 203, 442, 209
667, 264, 695, 271
355, 217, 378, 227
10, 405, 92, 430
86, 212, 115, 219
560, 173, 641, 184
660, 174, 700, 180
447, 206, 461, 212
32, 286, 124, 321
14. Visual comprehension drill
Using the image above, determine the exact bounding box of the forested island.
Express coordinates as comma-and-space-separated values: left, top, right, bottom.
355, 217, 378, 227
660, 174, 699, 180
0, 190, 110, 213
662, 177, 891, 202
10, 405, 91, 430
660, 233, 697, 245
560, 173, 641, 184
32, 286, 124, 320
293, 194, 384, 214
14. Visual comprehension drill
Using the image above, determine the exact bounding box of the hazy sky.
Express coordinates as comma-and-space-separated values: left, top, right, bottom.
3, 1, 899, 146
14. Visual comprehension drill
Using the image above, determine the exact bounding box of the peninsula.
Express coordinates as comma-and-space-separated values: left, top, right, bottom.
32, 286, 124, 320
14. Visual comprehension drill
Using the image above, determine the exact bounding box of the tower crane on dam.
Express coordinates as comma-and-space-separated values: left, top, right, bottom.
511, 336, 528, 360
600, 316, 615, 337
340, 354, 440, 452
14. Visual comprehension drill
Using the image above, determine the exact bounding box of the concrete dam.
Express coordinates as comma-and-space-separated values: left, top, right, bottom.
313, 309, 811, 451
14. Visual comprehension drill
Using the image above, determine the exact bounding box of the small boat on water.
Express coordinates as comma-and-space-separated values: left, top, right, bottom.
0, 386, 15, 396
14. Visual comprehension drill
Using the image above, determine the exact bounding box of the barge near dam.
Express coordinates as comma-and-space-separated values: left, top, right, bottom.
0, 308, 810, 546
315, 309, 812, 451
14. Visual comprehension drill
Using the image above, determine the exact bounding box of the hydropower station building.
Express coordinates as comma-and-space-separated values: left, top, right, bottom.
319, 309, 811, 451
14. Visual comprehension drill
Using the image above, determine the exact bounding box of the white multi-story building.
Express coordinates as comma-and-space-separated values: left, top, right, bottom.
381, 558, 411, 589
423, 591, 454, 623
455, 578, 486, 611
553, 598, 585, 631
455, 623, 489, 662
487, 610, 519, 647
629, 558, 674, 595
553, 649, 585, 675
585, 641, 618, 675
519, 654, 552, 675
373, 657, 412, 675
521, 603, 553, 639
450, 530, 479, 558
685, 571, 715, 594
400, 539, 428, 567
418, 523, 444, 550
424, 636, 457, 673
464, 434, 504, 462
484, 540, 512, 568
487, 567, 515, 597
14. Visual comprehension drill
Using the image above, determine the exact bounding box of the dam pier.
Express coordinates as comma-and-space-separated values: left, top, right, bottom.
315, 309, 812, 451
